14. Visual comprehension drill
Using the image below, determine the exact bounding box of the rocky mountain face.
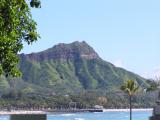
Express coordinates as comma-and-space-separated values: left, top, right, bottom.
20, 41, 99, 61
15, 41, 149, 93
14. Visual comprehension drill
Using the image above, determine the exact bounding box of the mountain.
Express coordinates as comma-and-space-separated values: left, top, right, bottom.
14, 41, 148, 93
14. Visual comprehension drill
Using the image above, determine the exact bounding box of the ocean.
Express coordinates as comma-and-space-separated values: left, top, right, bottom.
0, 111, 152, 120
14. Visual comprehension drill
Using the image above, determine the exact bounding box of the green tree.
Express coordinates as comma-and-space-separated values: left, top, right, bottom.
146, 77, 160, 91
121, 80, 139, 120
30, 0, 41, 8
0, 0, 41, 77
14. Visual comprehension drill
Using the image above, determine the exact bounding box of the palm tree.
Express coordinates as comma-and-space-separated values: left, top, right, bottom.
121, 80, 139, 120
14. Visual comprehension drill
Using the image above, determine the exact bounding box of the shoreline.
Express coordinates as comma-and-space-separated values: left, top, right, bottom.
103, 108, 153, 112
0, 108, 153, 115
0, 111, 46, 115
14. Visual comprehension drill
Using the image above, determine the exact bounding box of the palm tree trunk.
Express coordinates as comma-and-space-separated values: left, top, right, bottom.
129, 95, 132, 120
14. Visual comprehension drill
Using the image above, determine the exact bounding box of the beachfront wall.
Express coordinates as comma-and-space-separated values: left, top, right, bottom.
150, 106, 160, 120
10, 114, 47, 120
150, 116, 160, 120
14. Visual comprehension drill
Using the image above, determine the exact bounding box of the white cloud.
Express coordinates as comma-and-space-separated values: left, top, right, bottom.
141, 66, 160, 79
111, 59, 160, 80
140, 71, 151, 79
153, 68, 160, 79
113, 59, 125, 68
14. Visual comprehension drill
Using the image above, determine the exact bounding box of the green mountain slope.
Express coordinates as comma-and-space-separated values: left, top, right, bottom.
16, 41, 149, 93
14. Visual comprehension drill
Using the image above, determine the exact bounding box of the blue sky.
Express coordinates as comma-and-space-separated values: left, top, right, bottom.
22, 0, 160, 78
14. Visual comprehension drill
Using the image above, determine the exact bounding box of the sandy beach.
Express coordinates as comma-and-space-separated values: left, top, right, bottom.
0, 110, 46, 115
0, 108, 153, 115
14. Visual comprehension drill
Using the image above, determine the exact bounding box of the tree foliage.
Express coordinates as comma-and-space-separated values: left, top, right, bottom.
121, 80, 139, 96
0, 0, 41, 77
0, 90, 156, 110
121, 80, 139, 120
146, 76, 160, 91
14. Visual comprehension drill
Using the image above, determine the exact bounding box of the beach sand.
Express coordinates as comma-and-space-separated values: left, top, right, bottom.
0, 108, 153, 115
0, 111, 45, 115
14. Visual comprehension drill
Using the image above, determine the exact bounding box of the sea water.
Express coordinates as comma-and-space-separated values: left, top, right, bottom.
0, 111, 152, 120
47, 111, 152, 120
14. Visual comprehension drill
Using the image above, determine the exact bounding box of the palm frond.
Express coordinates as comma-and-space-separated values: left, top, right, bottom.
120, 79, 139, 96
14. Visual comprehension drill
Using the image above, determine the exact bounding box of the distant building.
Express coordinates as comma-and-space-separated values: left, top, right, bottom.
94, 105, 103, 109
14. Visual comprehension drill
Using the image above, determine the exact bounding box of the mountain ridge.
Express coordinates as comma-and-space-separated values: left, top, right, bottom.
16, 41, 149, 93
19, 41, 100, 61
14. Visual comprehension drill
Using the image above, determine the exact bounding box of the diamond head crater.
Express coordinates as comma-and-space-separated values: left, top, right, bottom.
0, 41, 157, 110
